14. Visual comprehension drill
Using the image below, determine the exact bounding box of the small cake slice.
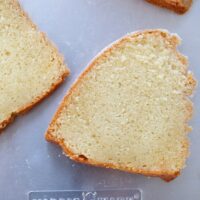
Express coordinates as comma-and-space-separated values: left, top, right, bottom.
0, 0, 69, 131
146, 0, 192, 14
46, 30, 196, 181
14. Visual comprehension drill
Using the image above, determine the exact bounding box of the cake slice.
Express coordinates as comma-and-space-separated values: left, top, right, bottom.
0, 0, 69, 131
46, 30, 196, 181
146, 0, 192, 14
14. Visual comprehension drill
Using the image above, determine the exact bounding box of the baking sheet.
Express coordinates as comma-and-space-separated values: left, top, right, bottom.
0, 0, 200, 199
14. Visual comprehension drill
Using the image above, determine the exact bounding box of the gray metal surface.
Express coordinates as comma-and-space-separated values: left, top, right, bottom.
0, 0, 200, 199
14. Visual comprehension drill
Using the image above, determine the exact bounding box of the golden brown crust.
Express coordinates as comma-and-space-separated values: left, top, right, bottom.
0, 71, 69, 132
146, 0, 193, 14
46, 132, 179, 181
0, 0, 70, 132
46, 30, 196, 181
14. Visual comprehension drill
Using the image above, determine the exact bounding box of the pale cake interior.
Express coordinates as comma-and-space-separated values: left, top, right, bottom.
48, 31, 194, 175
0, 0, 68, 127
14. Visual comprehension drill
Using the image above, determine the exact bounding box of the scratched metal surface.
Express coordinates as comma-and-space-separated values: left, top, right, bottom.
0, 0, 200, 199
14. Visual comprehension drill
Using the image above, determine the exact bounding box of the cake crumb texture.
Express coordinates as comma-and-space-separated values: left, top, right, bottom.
0, 0, 69, 130
46, 30, 196, 181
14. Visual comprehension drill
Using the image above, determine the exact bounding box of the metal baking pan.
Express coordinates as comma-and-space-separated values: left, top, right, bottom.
0, 0, 199, 199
